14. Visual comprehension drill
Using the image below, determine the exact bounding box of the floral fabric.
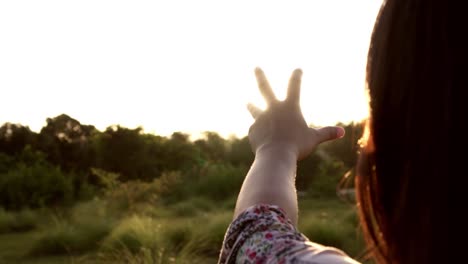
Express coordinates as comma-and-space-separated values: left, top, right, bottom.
218, 204, 360, 264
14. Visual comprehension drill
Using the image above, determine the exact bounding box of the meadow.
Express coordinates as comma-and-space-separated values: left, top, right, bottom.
0, 194, 364, 263
0, 115, 366, 263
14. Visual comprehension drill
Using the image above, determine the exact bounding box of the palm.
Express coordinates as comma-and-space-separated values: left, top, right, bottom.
247, 68, 343, 160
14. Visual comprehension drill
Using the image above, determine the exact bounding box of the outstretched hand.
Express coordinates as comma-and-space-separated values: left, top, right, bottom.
247, 68, 345, 160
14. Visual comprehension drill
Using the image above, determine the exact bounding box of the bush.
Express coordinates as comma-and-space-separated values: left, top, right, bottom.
300, 218, 348, 249
0, 208, 14, 233
70, 199, 113, 221
152, 171, 184, 204
168, 197, 215, 217
190, 164, 246, 201
104, 180, 159, 213
169, 202, 198, 218
307, 161, 347, 198
0, 208, 38, 234
155, 164, 246, 205
0, 162, 74, 209
0, 153, 13, 173
12, 209, 37, 232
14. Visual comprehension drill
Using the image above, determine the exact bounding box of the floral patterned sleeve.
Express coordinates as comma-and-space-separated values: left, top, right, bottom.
218, 204, 360, 264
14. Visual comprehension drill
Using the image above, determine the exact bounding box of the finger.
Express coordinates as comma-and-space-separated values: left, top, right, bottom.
255, 67, 277, 105
286, 69, 303, 105
247, 103, 262, 119
315, 126, 345, 144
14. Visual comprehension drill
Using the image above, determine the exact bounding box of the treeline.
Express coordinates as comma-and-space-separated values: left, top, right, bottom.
0, 114, 363, 210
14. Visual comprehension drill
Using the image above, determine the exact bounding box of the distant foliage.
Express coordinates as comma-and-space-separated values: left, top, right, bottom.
0, 162, 74, 210
0, 123, 36, 156
0, 114, 364, 210
0, 147, 69, 208
0, 114, 367, 264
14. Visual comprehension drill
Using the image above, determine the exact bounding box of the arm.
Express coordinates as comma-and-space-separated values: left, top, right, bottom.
234, 143, 299, 224
233, 68, 344, 225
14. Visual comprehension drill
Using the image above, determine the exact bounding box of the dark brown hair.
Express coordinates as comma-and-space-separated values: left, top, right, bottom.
356, 0, 465, 263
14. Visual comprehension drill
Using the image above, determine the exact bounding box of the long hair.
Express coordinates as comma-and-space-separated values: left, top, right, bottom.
356, 0, 465, 263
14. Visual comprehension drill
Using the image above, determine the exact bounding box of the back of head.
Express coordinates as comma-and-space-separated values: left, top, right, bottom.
357, 0, 466, 263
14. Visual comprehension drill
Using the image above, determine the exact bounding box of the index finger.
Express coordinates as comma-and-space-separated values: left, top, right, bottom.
255, 67, 277, 105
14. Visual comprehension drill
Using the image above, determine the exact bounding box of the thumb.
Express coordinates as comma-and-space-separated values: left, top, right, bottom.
315, 126, 345, 144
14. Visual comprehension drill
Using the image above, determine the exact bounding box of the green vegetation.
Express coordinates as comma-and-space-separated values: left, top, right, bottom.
0, 208, 37, 233
0, 114, 365, 263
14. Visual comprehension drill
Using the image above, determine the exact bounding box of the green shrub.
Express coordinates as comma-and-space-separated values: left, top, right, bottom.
0, 208, 14, 233
189, 196, 215, 212
155, 164, 246, 205
307, 161, 347, 198
70, 199, 112, 220
190, 164, 246, 201
11, 209, 37, 232
0, 153, 13, 173
300, 218, 348, 249
153, 171, 185, 204
99, 175, 160, 213
0, 162, 74, 209
169, 197, 215, 217
0, 208, 38, 233
169, 202, 198, 217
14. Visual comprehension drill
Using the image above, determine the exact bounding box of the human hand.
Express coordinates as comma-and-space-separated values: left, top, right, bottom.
247, 68, 345, 160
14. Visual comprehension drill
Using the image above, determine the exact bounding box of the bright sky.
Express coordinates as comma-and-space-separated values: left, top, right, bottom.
0, 0, 382, 138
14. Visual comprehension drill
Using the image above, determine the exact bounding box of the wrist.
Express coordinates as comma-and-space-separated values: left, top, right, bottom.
255, 143, 299, 162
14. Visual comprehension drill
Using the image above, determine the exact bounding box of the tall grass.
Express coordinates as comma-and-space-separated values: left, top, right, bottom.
298, 200, 366, 258
101, 215, 160, 253
0, 208, 14, 234
0, 208, 37, 233
0, 160, 368, 263
179, 212, 231, 259
168, 196, 215, 217
98, 211, 229, 263
99, 215, 186, 263
29, 216, 114, 256
29, 200, 116, 256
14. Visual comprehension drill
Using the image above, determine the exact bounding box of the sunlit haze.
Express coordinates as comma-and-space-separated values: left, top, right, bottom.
0, 0, 382, 138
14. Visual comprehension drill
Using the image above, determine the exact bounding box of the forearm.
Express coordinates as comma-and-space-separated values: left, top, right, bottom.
232, 68, 342, 227
234, 144, 299, 225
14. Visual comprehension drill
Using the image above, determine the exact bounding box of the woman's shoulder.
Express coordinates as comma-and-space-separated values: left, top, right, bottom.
219, 204, 360, 264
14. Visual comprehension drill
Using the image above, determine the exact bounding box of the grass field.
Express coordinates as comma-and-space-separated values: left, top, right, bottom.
0, 195, 366, 264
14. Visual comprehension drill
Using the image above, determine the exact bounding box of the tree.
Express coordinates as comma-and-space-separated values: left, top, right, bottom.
226, 136, 253, 167
38, 114, 97, 171
321, 122, 364, 168
0, 123, 37, 155
194, 132, 227, 162
93, 125, 148, 181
